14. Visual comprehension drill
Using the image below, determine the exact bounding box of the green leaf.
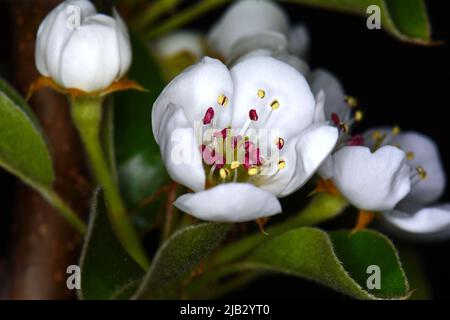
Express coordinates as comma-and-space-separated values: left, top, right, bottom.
0, 78, 54, 189
242, 227, 409, 300
286, 0, 432, 44
134, 223, 230, 298
114, 33, 169, 232
79, 190, 145, 300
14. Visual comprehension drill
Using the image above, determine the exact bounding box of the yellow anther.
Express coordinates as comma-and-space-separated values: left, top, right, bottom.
257, 89, 266, 99
219, 168, 230, 180
217, 94, 228, 106
406, 151, 415, 161
372, 131, 382, 140
340, 123, 349, 133
248, 166, 259, 176
277, 160, 286, 170
355, 110, 363, 122
416, 166, 427, 180
345, 96, 358, 108
231, 161, 240, 170
270, 99, 280, 110
392, 126, 401, 136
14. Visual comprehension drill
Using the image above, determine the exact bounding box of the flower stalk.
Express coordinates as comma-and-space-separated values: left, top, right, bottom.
71, 96, 149, 270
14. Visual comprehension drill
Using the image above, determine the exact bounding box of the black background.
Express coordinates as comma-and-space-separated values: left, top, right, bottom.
0, 0, 449, 300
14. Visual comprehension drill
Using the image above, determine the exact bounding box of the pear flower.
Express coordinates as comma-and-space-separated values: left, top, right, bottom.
366, 130, 449, 241
152, 56, 338, 222
207, 0, 310, 74
35, 0, 131, 93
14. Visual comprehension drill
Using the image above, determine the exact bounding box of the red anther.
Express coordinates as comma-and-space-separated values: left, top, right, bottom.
232, 135, 241, 149
331, 112, 340, 126
249, 109, 258, 121
199, 144, 206, 153
203, 107, 215, 125
213, 128, 228, 138
215, 156, 226, 169
276, 137, 284, 150
348, 134, 365, 146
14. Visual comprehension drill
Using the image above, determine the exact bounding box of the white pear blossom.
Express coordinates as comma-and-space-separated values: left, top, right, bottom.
153, 31, 204, 61
152, 56, 338, 222
207, 0, 310, 74
35, 0, 131, 93
368, 130, 450, 241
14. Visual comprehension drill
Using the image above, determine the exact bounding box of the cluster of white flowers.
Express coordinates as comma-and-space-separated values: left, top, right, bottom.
153, 0, 450, 241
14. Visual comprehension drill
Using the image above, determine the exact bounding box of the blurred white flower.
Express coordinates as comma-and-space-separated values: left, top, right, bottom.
35, 0, 131, 93
152, 56, 338, 222
152, 31, 204, 61
207, 0, 310, 74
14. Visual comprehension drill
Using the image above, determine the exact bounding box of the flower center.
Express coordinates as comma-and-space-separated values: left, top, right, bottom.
200, 89, 286, 188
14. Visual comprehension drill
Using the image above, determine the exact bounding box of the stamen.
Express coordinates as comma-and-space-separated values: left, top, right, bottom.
354, 110, 363, 122
406, 151, 415, 161
248, 166, 259, 176
231, 161, 240, 170
219, 168, 230, 180
392, 126, 401, 136
345, 95, 358, 108
249, 109, 258, 121
270, 99, 280, 110
275, 137, 284, 150
416, 166, 427, 180
203, 107, 214, 125
217, 94, 228, 106
340, 123, 349, 133
347, 134, 364, 146
277, 160, 286, 170
257, 89, 266, 99
331, 113, 340, 126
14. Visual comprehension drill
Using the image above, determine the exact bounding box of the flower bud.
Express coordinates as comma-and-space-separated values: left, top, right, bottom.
35, 0, 131, 93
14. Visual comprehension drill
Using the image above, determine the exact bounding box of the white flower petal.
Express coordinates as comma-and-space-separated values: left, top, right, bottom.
382, 204, 450, 241
288, 24, 310, 58
308, 69, 348, 123
317, 155, 333, 180
207, 0, 289, 57
394, 132, 446, 206
60, 14, 121, 92
174, 183, 282, 222
280, 124, 338, 196
153, 31, 204, 60
158, 104, 205, 192
113, 8, 132, 79
36, 0, 97, 80
152, 57, 233, 142
332, 146, 411, 211
230, 56, 315, 140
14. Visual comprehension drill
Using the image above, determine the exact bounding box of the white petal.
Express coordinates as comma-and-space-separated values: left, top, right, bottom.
275, 53, 310, 75
60, 14, 121, 92
394, 131, 446, 206
288, 24, 310, 58
153, 31, 204, 60
313, 90, 326, 123
113, 8, 132, 79
382, 204, 450, 241
279, 124, 338, 196
308, 69, 349, 123
36, 0, 97, 80
317, 155, 334, 180
230, 56, 315, 140
158, 104, 205, 192
332, 146, 411, 211
152, 57, 233, 142
174, 183, 282, 222
207, 0, 289, 57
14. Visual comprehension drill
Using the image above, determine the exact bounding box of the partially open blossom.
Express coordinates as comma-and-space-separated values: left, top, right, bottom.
153, 31, 204, 61
207, 0, 309, 74
152, 56, 338, 222
332, 145, 411, 211
369, 130, 450, 241
35, 0, 131, 93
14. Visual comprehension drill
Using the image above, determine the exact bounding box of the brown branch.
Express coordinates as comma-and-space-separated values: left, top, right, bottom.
8, 0, 92, 300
